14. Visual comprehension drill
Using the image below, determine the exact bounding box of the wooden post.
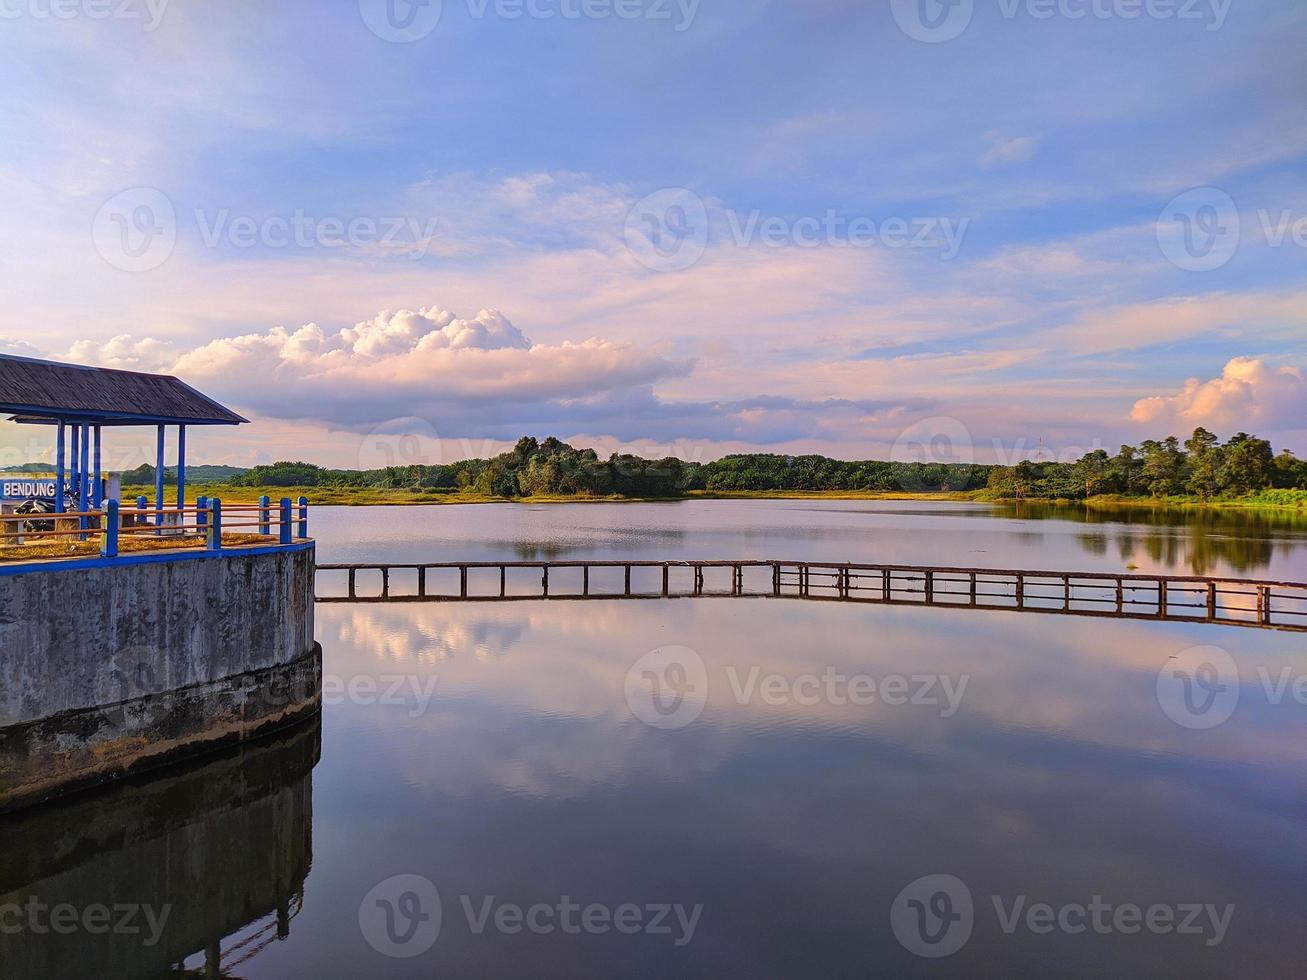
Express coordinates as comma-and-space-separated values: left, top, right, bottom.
662, 564, 669, 597
1116, 577, 1124, 613
1063, 575, 1071, 611
1016, 574, 1025, 609
1158, 579, 1167, 618
348, 568, 357, 599
208, 498, 223, 551
541, 565, 548, 597
1260, 586, 1271, 626
500, 565, 506, 598
1207, 582, 1217, 620
882, 568, 891, 602
925, 570, 934, 604
624, 565, 632, 597
970, 572, 977, 606
382, 568, 390, 599
583, 565, 589, 596
462, 566, 470, 598
418, 567, 427, 598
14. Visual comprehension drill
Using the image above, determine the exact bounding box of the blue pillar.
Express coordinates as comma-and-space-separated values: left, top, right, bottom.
55, 422, 66, 514
197, 494, 208, 531
92, 425, 102, 508
69, 424, 80, 499
78, 423, 90, 532
176, 424, 187, 508
279, 498, 292, 545
297, 496, 309, 539
259, 495, 271, 535
155, 424, 166, 531
137, 495, 148, 531
101, 499, 119, 558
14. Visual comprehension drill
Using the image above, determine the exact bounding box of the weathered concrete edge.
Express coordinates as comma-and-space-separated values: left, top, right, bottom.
0, 642, 322, 816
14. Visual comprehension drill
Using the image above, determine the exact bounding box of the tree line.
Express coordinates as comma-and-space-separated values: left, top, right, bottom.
191, 429, 1306, 501
227, 437, 989, 496
986, 429, 1307, 500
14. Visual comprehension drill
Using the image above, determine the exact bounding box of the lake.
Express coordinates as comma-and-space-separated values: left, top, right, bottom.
4, 500, 1307, 978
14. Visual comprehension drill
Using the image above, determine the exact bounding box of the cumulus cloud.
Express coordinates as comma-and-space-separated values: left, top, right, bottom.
1131, 358, 1307, 433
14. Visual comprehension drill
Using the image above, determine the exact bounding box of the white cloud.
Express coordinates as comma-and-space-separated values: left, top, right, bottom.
1131, 358, 1307, 434
979, 131, 1040, 169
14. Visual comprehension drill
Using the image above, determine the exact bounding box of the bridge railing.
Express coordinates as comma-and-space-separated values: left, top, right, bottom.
314, 559, 1307, 632
0, 497, 312, 562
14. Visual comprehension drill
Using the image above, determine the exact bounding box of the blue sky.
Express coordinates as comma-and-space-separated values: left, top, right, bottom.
0, 0, 1303, 469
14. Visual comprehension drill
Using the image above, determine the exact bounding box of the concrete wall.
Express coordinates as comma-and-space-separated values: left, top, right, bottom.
0, 545, 319, 812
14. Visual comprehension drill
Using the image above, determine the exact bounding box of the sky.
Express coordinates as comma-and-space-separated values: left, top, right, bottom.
0, 0, 1303, 472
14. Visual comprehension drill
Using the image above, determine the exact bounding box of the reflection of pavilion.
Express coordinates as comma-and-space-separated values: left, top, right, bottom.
0, 719, 319, 980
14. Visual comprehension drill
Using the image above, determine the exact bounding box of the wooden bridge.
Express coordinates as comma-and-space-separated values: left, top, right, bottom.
315, 560, 1307, 632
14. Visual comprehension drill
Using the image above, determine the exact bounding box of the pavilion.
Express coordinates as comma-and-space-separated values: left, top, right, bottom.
0, 353, 247, 517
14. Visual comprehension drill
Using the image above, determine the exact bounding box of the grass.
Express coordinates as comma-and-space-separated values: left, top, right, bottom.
122, 483, 1307, 511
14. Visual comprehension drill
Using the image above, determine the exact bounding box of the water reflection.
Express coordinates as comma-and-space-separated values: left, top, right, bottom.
0, 719, 319, 980
265, 602, 1307, 977
310, 499, 1307, 580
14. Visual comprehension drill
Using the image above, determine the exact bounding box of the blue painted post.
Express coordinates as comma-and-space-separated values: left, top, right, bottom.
259, 495, 271, 535
197, 495, 208, 531
155, 424, 166, 533
68, 424, 80, 508
78, 422, 90, 537
176, 424, 186, 509
55, 422, 66, 514
92, 425, 102, 508
279, 498, 292, 545
297, 496, 308, 539
101, 499, 119, 558
208, 498, 222, 551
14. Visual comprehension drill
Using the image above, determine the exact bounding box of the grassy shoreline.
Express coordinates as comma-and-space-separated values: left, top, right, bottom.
123, 484, 1307, 511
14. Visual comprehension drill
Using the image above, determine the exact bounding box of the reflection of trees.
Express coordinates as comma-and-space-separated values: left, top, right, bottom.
997, 501, 1304, 575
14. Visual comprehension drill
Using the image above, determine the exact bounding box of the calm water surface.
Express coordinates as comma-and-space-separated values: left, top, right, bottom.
4, 502, 1307, 978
